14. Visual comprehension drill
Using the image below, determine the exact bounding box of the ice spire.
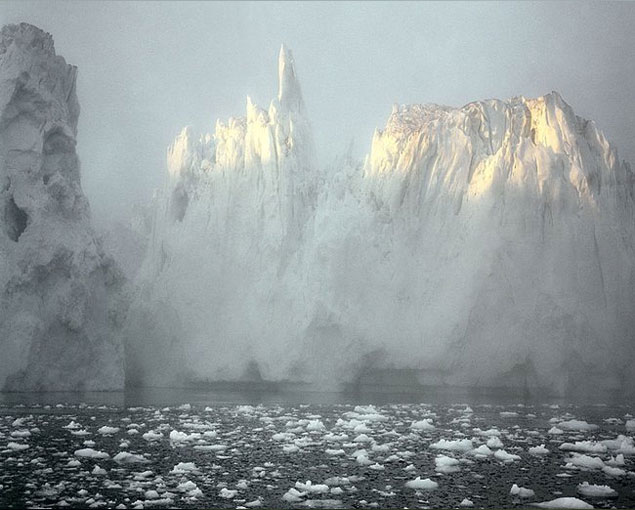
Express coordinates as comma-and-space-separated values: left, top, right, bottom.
277, 43, 304, 113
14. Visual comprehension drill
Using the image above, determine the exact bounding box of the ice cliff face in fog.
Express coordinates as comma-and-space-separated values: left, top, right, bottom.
0, 24, 125, 390
360, 97, 635, 394
127, 45, 317, 386
132, 47, 635, 396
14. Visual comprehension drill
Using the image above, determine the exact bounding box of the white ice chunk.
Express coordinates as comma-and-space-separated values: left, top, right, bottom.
533, 497, 593, 509
510, 484, 535, 498
576, 482, 617, 498
405, 477, 438, 490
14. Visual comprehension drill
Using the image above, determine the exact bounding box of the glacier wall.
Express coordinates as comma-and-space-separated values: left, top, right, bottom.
0, 24, 126, 390
130, 47, 635, 396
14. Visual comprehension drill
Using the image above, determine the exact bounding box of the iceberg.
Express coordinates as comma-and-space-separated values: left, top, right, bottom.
0, 23, 126, 390
129, 44, 635, 396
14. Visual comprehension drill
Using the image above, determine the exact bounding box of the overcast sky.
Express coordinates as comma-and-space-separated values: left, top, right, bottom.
2, 1, 634, 224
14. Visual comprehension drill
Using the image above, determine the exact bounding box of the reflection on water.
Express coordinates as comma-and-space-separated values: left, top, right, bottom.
1, 382, 633, 409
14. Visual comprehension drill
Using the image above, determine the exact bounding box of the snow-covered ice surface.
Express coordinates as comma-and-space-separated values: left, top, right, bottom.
1, 396, 634, 509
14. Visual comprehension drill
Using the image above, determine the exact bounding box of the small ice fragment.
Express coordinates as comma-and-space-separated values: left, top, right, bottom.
529, 444, 550, 455
404, 477, 438, 490
219, 488, 238, 499
74, 448, 109, 459
576, 482, 617, 498
510, 484, 535, 498
97, 426, 120, 435
487, 436, 503, 449
494, 449, 521, 462
113, 452, 149, 464
410, 419, 434, 431
92, 465, 107, 475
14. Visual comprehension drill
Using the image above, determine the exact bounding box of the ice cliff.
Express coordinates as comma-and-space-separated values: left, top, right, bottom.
0, 23, 125, 390
132, 45, 635, 397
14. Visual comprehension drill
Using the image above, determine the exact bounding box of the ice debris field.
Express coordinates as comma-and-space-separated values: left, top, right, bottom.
0, 401, 634, 509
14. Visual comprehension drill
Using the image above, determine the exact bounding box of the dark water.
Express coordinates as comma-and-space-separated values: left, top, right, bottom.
0, 388, 633, 509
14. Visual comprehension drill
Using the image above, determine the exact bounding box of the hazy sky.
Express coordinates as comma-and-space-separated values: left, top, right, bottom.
2, 1, 634, 224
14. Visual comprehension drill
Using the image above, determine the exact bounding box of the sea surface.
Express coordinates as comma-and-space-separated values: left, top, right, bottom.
0, 388, 633, 509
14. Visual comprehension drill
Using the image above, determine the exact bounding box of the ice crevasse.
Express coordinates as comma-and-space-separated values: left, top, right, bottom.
128, 44, 635, 396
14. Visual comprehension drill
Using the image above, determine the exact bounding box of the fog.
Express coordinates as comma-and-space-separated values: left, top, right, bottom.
1, 1, 634, 223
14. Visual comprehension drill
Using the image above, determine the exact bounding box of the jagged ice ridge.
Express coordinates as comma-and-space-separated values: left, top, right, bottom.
128, 45, 635, 395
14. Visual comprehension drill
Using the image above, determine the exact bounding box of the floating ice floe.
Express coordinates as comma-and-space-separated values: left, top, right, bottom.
142, 431, 163, 441
169, 430, 200, 443
558, 420, 598, 432
602, 465, 627, 477
410, 419, 434, 431
559, 441, 607, 453
565, 453, 605, 470
601, 435, 635, 454
283, 488, 306, 502
510, 483, 535, 498
576, 482, 617, 498
430, 438, 473, 452
193, 444, 226, 452
324, 433, 348, 442
219, 487, 238, 499
170, 462, 199, 474
176, 480, 197, 492
6, 442, 29, 451
486, 436, 503, 449
494, 449, 521, 462
74, 448, 109, 459
435, 455, 460, 473
460, 498, 474, 507
272, 432, 294, 441
355, 453, 373, 466
306, 420, 325, 431
113, 452, 149, 464
405, 477, 438, 490
470, 445, 493, 458
97, 426, 120, 435
296, 481, 329, 494
606, 453, 625, 466
474, 428, 501, 437
529, 444, 550, 455
91, 465, 107, 475
302, 500, 343, 508
533, 497, 593, 509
